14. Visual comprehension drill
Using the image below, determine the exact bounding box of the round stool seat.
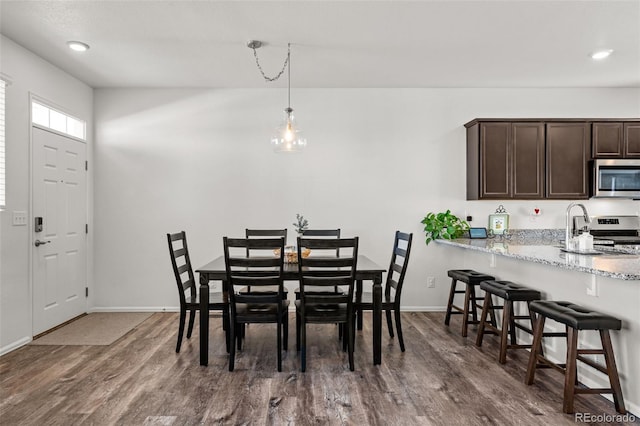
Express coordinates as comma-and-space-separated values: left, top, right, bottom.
480, 280, 541, 301
529, 300, 621, 331
447, 269, 494, 285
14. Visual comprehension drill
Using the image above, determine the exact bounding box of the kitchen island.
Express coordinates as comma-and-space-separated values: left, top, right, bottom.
435, 237, 640, 415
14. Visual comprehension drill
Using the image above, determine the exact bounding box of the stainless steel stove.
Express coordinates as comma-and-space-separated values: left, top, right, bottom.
574, 215, 640, 246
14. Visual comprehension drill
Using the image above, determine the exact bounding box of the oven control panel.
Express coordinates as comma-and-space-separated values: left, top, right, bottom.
597, 218, 620, 225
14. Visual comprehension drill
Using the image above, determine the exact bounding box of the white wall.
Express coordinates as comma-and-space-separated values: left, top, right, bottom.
93, 87, 639, 311
0, 35, 93, 354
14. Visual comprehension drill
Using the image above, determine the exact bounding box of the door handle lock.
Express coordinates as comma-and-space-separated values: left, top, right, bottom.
35, 239, 51, 247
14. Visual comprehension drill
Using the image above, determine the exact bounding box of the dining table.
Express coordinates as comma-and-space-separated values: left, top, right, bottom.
196, 255, 385, 367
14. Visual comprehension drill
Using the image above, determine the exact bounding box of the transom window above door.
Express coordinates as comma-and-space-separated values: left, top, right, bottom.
31, 100, 86, 140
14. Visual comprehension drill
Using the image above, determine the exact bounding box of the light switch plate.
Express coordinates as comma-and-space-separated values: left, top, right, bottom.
12, 211, 27, 226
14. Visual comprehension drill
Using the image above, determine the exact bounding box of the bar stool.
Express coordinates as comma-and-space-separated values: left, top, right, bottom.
444, 269, 495, 337
475, 280, 543, 363
525, 300, 626, 414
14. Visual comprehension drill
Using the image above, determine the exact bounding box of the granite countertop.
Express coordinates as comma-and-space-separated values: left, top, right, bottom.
435, 236, 640, 281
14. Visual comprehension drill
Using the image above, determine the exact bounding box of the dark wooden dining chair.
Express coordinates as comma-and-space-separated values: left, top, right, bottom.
167, 231, 229, 353
354, 231, 413, 351
224, 237, 289, 372
242, 229, 288, 297
296, 237, 359, 372
296, 228, 343, 297
296, 229, 345, 340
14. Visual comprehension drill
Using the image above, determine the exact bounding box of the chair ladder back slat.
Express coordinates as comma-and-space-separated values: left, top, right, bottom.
230, 275, 282, 287
395, 247, 408, 258
391, 263, 404, 274
388, 278, 399, 290
302, 276, 353, 287
173, 247, 187, 257
298, 237, 357, 250
169, 232, 185, 242
228, 257, 282, 268
302, 229, 341, 256
245, 229, 288, 257
300, 257, 356, 268
177, 263, 190, 275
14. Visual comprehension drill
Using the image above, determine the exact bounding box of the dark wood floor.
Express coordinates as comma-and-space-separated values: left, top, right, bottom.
0, 312, 634, 425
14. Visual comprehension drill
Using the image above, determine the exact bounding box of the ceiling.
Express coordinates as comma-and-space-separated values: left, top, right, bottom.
1, 0, 639, 89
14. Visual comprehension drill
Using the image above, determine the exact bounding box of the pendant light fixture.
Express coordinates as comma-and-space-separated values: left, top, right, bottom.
248, 40, 307, 153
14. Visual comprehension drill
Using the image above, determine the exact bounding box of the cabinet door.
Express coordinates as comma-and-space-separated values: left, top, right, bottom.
624, 122, 640, 158
546, 123, 590, 199
592, 122, 623, 158
512, 123, 544, 199
479, 122, 510, 198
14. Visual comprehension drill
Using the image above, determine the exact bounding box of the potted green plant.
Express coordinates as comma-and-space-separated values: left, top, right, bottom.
421, 210, 469, 245
293, 213, 309, 236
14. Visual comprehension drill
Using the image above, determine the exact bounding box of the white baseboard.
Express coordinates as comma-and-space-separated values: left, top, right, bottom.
0, 336, 32, 356
89, 306, 180, 313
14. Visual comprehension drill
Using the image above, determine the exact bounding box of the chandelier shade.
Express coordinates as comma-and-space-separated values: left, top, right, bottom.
271, 107, 307, 152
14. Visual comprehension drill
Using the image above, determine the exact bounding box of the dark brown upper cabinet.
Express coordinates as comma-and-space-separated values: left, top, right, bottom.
624, 122, 640, 158
592, 122, 640, 158
546, 122, 591, 199
592, 122, 623, 157
466, 121, 544, 200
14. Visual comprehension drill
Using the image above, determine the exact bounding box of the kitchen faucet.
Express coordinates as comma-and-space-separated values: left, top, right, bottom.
565, 203, 591, 250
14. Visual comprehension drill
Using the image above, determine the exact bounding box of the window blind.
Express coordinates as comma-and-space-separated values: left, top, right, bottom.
0, 80, 5, 209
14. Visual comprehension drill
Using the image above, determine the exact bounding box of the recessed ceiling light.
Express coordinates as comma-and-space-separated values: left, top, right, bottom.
67, 41, 90, 52
590, 49, 613, 60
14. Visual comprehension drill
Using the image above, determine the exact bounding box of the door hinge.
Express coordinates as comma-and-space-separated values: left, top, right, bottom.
85, 287, 89, 297
85, 224, 88, 234
85, 160, 88, 171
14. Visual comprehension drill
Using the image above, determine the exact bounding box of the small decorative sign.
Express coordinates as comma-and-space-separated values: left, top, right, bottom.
488, 205, 509, 235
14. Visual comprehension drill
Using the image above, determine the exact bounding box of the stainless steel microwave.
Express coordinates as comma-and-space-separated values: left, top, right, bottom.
593, 159, 640, 199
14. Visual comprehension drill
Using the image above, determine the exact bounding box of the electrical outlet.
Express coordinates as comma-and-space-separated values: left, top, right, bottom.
210, 282, 221, 292
427, 276, 435, 288
12, 211, 27, 226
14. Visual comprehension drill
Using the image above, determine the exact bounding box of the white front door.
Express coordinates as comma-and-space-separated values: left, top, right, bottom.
32, 126, 87, 335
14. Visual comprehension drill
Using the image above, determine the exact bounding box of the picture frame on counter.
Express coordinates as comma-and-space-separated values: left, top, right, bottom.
488, 214, 509, 235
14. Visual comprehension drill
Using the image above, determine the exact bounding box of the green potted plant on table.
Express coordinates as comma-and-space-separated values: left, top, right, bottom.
293, 213, 309, 236
421, 210, 469, 245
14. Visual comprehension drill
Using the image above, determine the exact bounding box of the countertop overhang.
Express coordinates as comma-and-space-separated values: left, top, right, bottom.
435, 238, 640, 281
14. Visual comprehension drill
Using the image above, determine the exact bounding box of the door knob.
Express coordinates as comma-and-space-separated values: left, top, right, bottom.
34, 239, 51, 247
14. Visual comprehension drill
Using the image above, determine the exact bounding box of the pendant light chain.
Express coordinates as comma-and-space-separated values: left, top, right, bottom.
287, 43, 291, 110
250, 43, 291, 83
